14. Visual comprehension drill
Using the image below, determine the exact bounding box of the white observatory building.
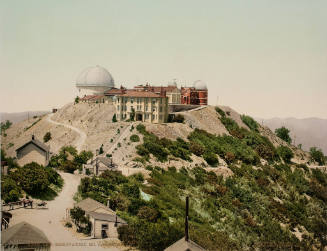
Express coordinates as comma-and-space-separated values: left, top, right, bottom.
76, 65, 115, 94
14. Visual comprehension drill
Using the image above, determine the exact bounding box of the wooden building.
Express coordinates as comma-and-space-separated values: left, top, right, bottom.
15, 135, 50, 167
1, 221, 51, 251
73, 198, 127, 239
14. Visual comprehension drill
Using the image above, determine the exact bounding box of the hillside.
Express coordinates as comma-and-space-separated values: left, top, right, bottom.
2, 102, 311, 171
261, 117, 327, 155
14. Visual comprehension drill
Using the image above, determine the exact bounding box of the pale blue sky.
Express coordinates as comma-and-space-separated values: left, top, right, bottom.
1, 0, 326, 118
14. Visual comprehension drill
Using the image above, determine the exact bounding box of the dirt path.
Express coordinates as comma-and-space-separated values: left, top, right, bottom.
46, 113, 87, 152
9, 172, 120, 251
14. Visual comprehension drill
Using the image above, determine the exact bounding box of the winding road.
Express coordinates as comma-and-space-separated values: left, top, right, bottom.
46, 113, 87, 152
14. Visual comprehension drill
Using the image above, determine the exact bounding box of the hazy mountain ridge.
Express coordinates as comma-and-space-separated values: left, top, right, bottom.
0, 111, 50, 124
260, 117, 327, 155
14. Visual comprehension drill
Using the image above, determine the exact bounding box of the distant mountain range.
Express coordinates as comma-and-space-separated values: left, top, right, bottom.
0, 111, 50, 124
259, 117, 327, 155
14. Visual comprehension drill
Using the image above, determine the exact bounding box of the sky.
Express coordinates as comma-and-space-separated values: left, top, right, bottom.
1, 0, 326, 119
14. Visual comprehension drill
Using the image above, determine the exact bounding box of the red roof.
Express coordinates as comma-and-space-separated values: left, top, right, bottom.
119, 90, 164, 98
104, 88, 126, 96
80, 95, 104, 101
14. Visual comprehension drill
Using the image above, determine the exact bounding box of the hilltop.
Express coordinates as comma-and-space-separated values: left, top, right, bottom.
1, 102, 311, 172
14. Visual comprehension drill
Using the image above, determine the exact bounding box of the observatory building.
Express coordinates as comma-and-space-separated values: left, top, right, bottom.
76, 65, 115, 94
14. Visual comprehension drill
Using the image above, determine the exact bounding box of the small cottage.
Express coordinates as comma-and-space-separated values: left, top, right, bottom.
1, 221, 51, 251
73, 198, 126, 239
15, 135, 50, 167
83, 157, 118, 176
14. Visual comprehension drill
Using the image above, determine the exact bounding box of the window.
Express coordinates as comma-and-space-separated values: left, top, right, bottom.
159, 115, 162, 120
102, 224, 108, 230
131, 98, 134, 104
117, 105, 120, 111
159, 106, 162, 112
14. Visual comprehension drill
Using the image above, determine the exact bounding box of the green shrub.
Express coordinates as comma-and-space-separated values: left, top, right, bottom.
43, 132, 52, 142
203, 152, 219, 166
275, 127, 292, 144
130, 134, 140, 142
241, 115, 259, 132
309, 147, 325, 166
136, 124, 146, 134
277, 146, 294, 163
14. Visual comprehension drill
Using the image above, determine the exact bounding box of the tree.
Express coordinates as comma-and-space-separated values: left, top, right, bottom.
130, 107, 135, 121
275, 127, 292, 144
99, 144, 104, 154
310, 147, 325, 166
74, 150, 93, 166
112, 114, 117, 122
75, 96, 80, 104
1, 177, 22, 203
43, 132, 52, 142
10, 162, 50, 195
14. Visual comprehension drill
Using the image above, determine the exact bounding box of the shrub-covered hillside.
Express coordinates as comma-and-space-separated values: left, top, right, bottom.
77, 164, 327, 251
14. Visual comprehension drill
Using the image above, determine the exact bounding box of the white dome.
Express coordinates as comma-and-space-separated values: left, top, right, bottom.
76, 65, 114, 93
193, 80, 207, 90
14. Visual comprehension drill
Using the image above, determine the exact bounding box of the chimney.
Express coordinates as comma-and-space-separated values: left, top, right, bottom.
32, 135, 35, 140
185, 196, 189, 242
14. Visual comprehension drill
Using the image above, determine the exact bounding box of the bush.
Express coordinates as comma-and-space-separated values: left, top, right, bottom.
203, 152, 219, 167
173, 114, 185, 123
190, 142, 205, 156
43, 132, 52, 142
277, 146, 294, 163
275, 127, 292, 144
241, 115, 259, 132
65, 222, 72, 228
309, 147, 325, 166
130, 134, 140, 142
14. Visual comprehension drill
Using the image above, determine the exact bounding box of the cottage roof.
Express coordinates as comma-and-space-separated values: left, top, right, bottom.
75, 198, 114, 214
1, 221, 50, 246
164, 237, 206, 251
16, 136, 50, 154
88, 212, 127, 224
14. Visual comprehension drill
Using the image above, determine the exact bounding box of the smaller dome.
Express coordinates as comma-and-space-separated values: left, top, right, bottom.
193, 80, 207, 90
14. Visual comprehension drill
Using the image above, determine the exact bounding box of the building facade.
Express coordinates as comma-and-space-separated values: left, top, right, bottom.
15, 135, 50, 167
134, 83, 181, 104
114, 90, 168, 123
